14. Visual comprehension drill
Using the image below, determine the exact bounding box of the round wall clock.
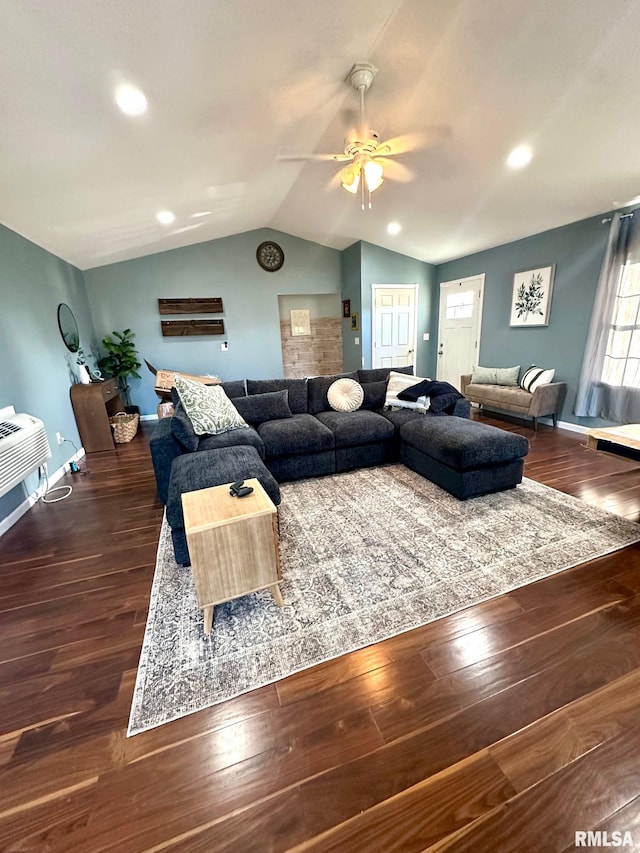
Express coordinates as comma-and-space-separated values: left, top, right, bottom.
256, 241, 284, 272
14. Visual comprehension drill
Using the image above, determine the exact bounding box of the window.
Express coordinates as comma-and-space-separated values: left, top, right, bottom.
445, 290, 474, 320
601, 261, 640, 388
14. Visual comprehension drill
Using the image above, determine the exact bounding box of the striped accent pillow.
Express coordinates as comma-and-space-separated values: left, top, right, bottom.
520, 366, 555, 392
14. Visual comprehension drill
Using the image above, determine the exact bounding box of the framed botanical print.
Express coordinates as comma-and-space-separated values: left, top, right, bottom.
510, 265, 555, 327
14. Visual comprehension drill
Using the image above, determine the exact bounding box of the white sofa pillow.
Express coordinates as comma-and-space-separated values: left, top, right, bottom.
327, 378, 364, 412
520, 366, 555, 392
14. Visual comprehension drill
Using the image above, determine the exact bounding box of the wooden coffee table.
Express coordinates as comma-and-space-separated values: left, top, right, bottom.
182, 478, 283, 634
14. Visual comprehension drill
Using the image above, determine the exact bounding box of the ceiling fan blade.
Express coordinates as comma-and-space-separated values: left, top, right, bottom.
326, 169, 344, 191
277, 152, 352, 162
375, 126, 451, 157
378, 159, 415, 184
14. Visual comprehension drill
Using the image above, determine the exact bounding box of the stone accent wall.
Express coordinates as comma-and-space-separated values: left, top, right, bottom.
280, 317, 343, 378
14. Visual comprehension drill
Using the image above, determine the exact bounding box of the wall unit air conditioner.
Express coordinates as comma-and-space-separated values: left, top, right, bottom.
0, 414, 52, 499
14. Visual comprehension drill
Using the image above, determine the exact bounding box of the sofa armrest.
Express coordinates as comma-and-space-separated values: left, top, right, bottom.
528, 382, 567, 417
460, 375, 472, 396
150, 417, 185, 505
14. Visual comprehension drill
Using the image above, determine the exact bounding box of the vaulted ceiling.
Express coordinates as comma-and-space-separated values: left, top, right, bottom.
1, 0, 638, 270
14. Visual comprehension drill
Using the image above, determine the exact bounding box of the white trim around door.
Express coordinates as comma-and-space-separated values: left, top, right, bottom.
371, 284, 418, 370
436, 274, 485, 389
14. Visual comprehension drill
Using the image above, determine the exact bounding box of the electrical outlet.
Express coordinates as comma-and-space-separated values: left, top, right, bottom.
56, 432, 64, 445
221, 341, 229, 351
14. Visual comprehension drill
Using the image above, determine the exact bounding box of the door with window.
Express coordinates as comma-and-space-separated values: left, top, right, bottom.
437, 275, 484, 389
372, 285, 417, 368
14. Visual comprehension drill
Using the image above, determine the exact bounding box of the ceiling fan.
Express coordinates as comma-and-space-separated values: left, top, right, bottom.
278, 62, 427, 210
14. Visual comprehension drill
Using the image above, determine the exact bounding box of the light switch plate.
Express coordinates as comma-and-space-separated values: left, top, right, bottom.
354, 337, 359, 345
423, 333, 430, 341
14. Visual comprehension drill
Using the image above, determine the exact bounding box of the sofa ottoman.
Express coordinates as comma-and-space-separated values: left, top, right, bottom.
167, 445, 281, 565
400, 416, 529, 499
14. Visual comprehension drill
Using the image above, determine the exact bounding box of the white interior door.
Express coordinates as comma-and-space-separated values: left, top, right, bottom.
436, 275, 484, 389
372, 285, 417, 368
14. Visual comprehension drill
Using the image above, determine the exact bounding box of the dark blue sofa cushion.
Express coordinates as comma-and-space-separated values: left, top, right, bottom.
257, 414, 334, 458
361, 380, 388, 410
308, 372, 358, 414
358, 365, 413, 383
232, 390, 293, 425
377, 407, 425, 435
221, 380, 247, 399
198, 426, 265, 458
381, 400, 470, 435
171, 401, 199, 451
315, 410, 394, 449
246, 378, 308, 414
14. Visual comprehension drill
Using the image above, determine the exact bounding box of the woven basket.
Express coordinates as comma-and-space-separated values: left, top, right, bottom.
109, 412, 139, 443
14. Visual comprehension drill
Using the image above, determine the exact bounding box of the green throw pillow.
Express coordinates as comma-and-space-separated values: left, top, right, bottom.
471, 365, 520, 386
174, 374, 248, 436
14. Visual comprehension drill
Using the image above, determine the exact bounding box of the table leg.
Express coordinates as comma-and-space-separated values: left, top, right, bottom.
270, 584, 284, 607
203, 605, 214, 634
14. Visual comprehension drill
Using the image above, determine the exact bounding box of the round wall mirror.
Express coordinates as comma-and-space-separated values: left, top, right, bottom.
57, 303, 79, 352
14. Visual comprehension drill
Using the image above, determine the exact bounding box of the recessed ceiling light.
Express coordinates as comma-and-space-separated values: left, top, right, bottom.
506, 144, 533, 170
156, 210, 175, 225
387, 222, 402, 235
115, 84, 148, 116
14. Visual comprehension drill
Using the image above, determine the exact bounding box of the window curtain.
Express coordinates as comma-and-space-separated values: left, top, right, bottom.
574, 210, 640, 422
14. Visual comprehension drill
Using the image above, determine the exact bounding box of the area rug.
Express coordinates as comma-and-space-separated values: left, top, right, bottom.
128, 465, 640, 735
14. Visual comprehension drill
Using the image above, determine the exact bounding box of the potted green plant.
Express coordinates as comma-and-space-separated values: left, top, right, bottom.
98, 329, 142, 411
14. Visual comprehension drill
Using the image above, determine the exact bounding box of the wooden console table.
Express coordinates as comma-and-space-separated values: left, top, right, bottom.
70, 379, 124, 452
182, 479, 283, 634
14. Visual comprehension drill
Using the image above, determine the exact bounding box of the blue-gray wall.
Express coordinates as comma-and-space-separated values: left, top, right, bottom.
360, 241, 436, 378
435, 213, 611, 426
0, 222, 94, 519
340, 242, 362, 372
84, 228, 342, 416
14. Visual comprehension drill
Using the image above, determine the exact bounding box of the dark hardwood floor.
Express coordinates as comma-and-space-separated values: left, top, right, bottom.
1, 412, 639, 852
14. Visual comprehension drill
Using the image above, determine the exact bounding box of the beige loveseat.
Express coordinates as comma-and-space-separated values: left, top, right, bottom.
461, 374, 567, 431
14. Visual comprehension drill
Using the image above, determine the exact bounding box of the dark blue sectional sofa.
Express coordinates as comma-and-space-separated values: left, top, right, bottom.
150, 367, 471, 506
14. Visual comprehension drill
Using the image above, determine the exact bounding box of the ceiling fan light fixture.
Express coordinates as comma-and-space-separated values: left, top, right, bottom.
364, 158, 384, 192
340, 164, 360, 193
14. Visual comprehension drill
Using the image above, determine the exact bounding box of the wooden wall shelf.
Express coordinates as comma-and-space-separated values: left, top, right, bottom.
158, 298, 223, 315
161, 319, 225, 337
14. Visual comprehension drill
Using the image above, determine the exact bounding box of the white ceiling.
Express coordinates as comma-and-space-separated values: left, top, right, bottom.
1, 0, 639, 270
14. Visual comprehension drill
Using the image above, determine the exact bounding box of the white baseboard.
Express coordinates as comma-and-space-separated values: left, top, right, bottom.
555, 419, 588, 434
140, 414, 159, 422
474, 405, 588, 434
0, 447, 86, 538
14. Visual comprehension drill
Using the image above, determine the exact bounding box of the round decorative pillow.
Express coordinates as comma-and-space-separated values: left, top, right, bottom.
327, 378, 364, 412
